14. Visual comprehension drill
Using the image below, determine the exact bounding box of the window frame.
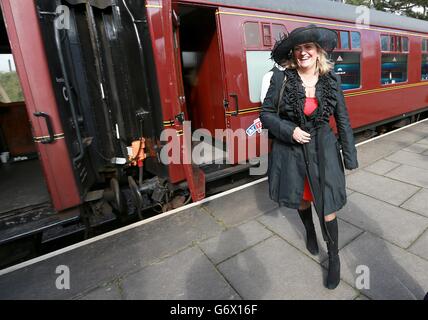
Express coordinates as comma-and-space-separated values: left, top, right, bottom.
332, 30, 362, 91
422, 39, 428, 81
242, 21, 287, 104
335, 30, 361, 51
243, 21, 262, 48
380, 34, 409, 86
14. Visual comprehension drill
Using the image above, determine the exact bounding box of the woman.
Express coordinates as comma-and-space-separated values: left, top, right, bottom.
260, 24, 358, 290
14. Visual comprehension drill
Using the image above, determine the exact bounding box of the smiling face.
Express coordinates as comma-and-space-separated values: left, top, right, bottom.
293, 42, 320, 71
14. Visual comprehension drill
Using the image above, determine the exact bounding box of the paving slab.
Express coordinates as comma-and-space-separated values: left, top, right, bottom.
353, 139, 405, 169
363, 159, 401, 175
346, 170, 420, 206
408, 229, 428, 261
203, 181, 278, 227
198, 220, 273, 264
77, 283, 123, 300
121, 246, 240, 300
339, 192, 428, 249
217, 236, 358, 300
400, 188, 428, 218
257, 206, 363, 263
0, 206, 223, 299
386, 150, 428, 171
385, 165, 428, 189
402, 143, 428, 154
332, 232, 428, 300
417, 136, 428, 145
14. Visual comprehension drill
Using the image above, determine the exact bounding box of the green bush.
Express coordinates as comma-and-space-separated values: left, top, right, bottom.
0, 72, 24, 103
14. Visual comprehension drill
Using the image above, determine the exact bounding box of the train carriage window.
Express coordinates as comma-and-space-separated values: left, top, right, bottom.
403, 37, 409, 52
245, 51, 273, 103
351, 32, 361, 49
381, 35, 389, 51
262, 23, 272, 46
340, 31, 350, 49
244, 23, 287, 102
0, 54, 24, 103
422, 54, 428, 81
244, 22, 260, 47
333, 30, 361, 90
422, 39, 428, 81
423, 39, 428, 52
380, 34, 408, 85
381, 54, 408, 84
272, 24, 287, 43
331, 52, 361, 90
390, 35, 396, 51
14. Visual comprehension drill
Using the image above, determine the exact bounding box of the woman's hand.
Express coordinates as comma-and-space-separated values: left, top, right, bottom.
293, 127, 311, 144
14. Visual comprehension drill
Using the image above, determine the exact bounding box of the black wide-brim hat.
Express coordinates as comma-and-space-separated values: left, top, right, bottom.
271, 24, 338, 64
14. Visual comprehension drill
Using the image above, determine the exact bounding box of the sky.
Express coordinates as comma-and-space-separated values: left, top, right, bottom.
0, 54, 16, 72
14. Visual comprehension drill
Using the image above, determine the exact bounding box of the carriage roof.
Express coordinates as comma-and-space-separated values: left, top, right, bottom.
206, 0, 428, 35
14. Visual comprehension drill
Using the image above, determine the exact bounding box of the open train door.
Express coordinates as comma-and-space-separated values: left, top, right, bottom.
169, 1, 206, 201
0, 0, 82, 212
215, 8, 265, 166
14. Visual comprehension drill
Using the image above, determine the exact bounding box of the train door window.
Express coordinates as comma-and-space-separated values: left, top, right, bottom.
331, 52, 361, 90
422, 39, 428, 81
380, 35, 408, 85
259, 23, 286, 47
339, 31, 350, 49
351, 32, 361, 49
332, 30, 361, 90
272, 24, 287, 43
381, 35, 389, 51
245, 51, 272, 103
403, 37, 409, 52
244, 22, 260, 47
262, 23, 272, 46
0, 54, 24, 103
243, 23, 286, 102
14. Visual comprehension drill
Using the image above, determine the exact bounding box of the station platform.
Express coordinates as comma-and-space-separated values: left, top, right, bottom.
0, 120, 428, 300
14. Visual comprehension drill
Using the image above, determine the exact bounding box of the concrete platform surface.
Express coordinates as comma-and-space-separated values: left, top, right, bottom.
0, 120, 428, 300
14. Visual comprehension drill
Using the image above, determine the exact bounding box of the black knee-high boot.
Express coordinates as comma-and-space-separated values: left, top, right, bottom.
297, 206, 319, 255
325, 218, 340, 289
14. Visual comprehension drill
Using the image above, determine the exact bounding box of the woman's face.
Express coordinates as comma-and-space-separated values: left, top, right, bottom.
293, 42, 319, 70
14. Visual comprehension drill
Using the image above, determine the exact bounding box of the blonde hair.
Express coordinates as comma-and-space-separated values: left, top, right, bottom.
285, 43, 334, 75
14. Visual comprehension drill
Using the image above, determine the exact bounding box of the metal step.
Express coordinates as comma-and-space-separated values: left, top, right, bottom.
0, 204, 80, 245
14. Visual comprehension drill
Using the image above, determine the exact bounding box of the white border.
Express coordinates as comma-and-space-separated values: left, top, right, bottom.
1, 117, 427, 276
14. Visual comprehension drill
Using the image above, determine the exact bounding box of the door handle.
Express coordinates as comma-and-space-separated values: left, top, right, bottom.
229, 93, 239, 116
34, 112, 55, 144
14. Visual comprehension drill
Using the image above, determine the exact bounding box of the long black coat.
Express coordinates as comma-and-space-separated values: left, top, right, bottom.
260, 68, 358, 234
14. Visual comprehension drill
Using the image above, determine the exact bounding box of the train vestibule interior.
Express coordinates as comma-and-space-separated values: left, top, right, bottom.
178, 5, 228, 166
0, 9, 50, 219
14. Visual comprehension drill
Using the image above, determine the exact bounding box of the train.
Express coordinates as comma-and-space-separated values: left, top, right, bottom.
0, 0, 427, 262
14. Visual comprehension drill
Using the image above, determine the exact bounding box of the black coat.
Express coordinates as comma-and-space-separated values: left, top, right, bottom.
260, 68, 358, 234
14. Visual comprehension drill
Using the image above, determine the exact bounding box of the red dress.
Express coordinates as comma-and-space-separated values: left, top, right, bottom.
302, 97, 318, 202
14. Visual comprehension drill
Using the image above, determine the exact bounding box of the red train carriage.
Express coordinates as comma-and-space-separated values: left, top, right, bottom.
0, 0, 427, 261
